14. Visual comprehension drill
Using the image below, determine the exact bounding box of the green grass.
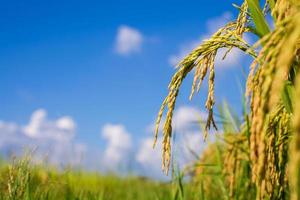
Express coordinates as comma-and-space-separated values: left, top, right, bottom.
0, 157, 197, 200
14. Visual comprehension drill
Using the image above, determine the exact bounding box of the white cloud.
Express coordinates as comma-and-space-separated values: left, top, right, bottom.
101, 124, 133, 171
23, 109, 75, 141
173, 106, 207, 132
0, 109, 85, 167
136, 137, 163, 178
168, 12, 245, 69
0, 106, 214, 179
136, 105, 212, 179
57, 116, 76, 131
136, 133, 209, 179
146, 106, 207, 134
115, 25, 143, 55
23, 109, 47, 138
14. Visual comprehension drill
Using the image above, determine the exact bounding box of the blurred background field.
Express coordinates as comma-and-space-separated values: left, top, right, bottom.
0, 156, 192, 200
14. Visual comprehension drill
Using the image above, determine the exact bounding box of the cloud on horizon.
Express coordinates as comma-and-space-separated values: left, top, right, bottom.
0, 109, 86, 166
136, 106, 211, 178
101, 124, 133, 172
0, 106, 210, 179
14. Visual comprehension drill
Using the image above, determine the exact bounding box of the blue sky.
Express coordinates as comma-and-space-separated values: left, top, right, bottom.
0, 0, 251, 178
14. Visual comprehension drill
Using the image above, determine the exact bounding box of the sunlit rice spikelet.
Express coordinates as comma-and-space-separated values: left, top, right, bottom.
153, 4, 255, 174
236, 2, 249, 36
290, 71, 300, 200
245, 1, 300, 198
264, 106, 290, 198
222, 133, 249, 198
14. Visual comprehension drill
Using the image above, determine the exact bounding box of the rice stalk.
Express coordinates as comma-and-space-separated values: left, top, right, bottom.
154, 1, 300, 199
153, 2, 255, 174
289, 73, 300, 200
245, 1, 300, 198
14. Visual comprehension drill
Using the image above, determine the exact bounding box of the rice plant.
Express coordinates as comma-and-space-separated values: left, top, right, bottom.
154, 0, 300, 199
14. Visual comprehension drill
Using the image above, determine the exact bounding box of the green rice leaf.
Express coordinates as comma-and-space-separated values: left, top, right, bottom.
246, 0, 271, 37
268, 0, 275, 10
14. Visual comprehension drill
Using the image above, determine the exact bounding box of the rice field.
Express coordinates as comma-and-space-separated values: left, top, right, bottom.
0, 156, 196, 200
1, 0, 300, 199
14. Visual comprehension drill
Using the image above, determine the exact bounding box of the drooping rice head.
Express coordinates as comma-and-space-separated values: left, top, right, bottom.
153, 2, 255, 175
246, 0, 300, 198
290, 71, 300, 200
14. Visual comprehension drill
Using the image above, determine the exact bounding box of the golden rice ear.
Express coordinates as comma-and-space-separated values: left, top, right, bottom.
290, 71, 300, 200
155, 0, 300, 198
153, 1, 255, 175
222, 134, 249, 199
246, 1, 300, 198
